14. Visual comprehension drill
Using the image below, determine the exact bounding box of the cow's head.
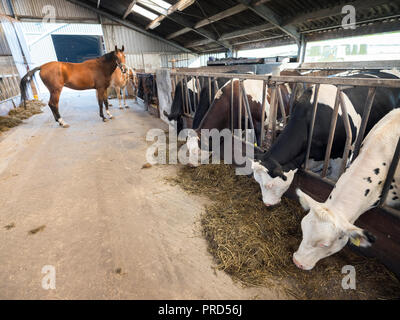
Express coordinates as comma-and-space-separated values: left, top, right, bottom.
187, 134, 200, 167
293, 188, 376, 270
114, 45, 126, 65
251, 156, 297, 206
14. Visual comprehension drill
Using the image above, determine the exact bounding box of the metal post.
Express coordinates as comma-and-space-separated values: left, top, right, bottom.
265, 84, 278, 149
288, 82, 299, 115
184, 76, 190, 115
208, 77, 212, 106
238, 79, 243, 132
304, 84, 320, 170
192, 77, 196, 111
196, 76, 201, 105
260, 80, 268, 146
338, 91, 353, 176
180, 76, 186, 115
277, 85, 287, 126
380, 138, 400, 206
352, 87, 377, 160
241, 83, 255, 132
230, 79, 234, 132
321, 86, 342, 178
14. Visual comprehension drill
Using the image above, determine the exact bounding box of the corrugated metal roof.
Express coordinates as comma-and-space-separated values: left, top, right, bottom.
3, 0, 400, 54
11, 0, 98, 21
102, 23, 181, 54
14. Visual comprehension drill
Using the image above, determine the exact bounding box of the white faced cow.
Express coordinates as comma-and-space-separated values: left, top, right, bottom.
293, 108, 400, 270
252, 71, 400, 207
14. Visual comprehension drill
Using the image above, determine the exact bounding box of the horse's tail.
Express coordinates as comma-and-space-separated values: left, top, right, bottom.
20, 66, 41, 109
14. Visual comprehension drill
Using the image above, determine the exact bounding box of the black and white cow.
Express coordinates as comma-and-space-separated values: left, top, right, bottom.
252, 71, 400, 207
294, 108, 400, 270
163, 77, 198, 133
164, 72, 239, 133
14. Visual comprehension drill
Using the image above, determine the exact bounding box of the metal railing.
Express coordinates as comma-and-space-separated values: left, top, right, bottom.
169, 70, 400, 216
0, 73, 20, 102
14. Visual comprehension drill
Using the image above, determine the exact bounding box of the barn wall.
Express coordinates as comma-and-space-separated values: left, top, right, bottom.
101, 19, 189, 72
0, 0, 98, 22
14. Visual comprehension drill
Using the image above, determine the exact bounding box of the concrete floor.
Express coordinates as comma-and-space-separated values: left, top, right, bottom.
0, 90, 285, 299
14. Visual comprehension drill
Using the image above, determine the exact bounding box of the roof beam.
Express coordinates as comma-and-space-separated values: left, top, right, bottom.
185, 38, 213, 48
283, 0, 392, 26
166, 27, 192, 39
163, 13, 231, 50
166, 4, 248, 42
194, 4, 247, 29
66, 0, 193, 53
145, 0, 196, 30
184, 22, 275, 48
237, 0, 300, 44
168, 0, 196, 14
219, 22, 274, 40
122, 0, 137, 19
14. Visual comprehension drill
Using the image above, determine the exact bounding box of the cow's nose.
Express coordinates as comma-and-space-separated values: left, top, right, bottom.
293, 256, 306, 270
264, 202, 280, 208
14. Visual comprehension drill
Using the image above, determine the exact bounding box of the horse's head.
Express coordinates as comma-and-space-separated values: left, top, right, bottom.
114, 45, 126, 67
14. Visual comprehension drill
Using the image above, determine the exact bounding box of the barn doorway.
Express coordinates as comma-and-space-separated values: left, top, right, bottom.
52, 34, 104, 63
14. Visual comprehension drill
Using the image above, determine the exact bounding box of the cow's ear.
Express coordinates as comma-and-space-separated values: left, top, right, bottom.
121, 45, 125, 52
298, 87, 313, 105
250, 159, 265, 172
345, 225, 376, 248
296, 188, 321, 211
254, 150, 265, 161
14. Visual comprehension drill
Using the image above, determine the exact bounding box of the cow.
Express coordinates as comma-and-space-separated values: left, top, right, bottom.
293, 108, 400, 270
108, 64, 137, 109
164, 73, 239, 134
163, 77, 199, 133
185, 78, 269, 166
138, 74, 157, 109
252, 71, 400, 207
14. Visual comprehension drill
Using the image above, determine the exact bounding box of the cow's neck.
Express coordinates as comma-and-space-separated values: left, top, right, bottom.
325, 152, 385, 223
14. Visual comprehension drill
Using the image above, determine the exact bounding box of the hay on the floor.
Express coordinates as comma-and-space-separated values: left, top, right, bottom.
0, 100, 45, 133
167, 163, 400, 300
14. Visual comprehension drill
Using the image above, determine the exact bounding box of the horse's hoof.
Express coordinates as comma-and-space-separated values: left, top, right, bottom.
125, 106, 129, 109
103, 118, 108, 122
119, 107, 123, 110
109, 116, 114, 120
62, 123, 70, 128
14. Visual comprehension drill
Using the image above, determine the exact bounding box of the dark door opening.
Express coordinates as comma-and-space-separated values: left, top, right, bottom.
52, 35, 104, 63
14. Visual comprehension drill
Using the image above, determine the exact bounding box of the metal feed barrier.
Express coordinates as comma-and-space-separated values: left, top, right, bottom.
168, 70, 400, 276
170, 71, 400, 213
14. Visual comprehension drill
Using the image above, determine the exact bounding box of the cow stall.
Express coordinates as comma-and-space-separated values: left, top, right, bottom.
157, 68, 400, 278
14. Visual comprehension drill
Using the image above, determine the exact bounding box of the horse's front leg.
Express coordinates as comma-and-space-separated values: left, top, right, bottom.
96, 88, 107, 122
104, 95, 113, 119
123, 86, 128, 108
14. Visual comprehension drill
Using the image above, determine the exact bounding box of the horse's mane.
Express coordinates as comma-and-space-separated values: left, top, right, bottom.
100, 51, 117, 62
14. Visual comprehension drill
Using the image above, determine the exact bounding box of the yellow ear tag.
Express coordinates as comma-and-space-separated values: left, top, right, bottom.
254, 143, 258, 147
350, 237, 361, 247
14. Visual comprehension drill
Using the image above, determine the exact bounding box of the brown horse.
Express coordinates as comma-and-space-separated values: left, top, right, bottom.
108, 64, 138, 109
20, 46, 126, 128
